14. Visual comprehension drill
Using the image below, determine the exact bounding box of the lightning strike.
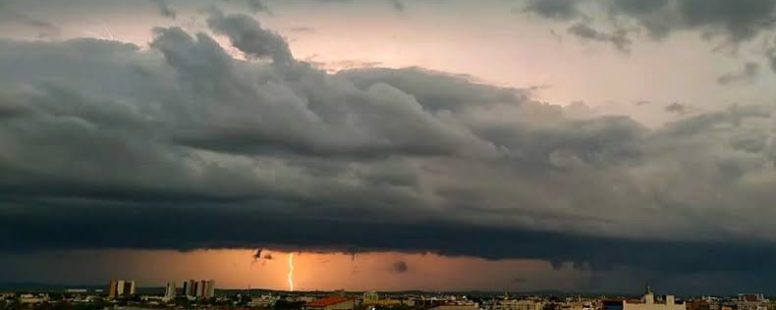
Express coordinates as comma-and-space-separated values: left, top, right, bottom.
287, 253, 295, 291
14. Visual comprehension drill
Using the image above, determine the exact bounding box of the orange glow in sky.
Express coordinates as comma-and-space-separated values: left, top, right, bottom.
0, 249, 593, 291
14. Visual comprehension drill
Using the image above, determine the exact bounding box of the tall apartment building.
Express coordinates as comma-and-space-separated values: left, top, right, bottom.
182, 279, 215, 299
106, 280, 136, 299
198, 280, 215, 298
182, 280, 197, 297
164, 282, 176, 301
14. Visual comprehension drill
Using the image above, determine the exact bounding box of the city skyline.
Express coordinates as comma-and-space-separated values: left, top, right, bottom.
2, 0, 776, 295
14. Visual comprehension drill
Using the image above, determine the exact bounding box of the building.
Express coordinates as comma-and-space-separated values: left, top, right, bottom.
107, 281, 118, 299
181, 279, 214, 299
305, 296, 356, 310
496, 299, 544, 310
622, 286, 685, 310
737, 294, 767, 310
739, 295, 765, 303
199, 280, 215, 299
429, 306, 480, 310
19, 293, 49, 305
364, 291, 379, 303
362, 291, 402, 307
107, 280, 136, 299
183, 280, 197, 297
164, 282, 176, 301
196, 280, 205, 297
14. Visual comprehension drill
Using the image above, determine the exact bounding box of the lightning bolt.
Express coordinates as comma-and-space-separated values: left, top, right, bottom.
287, 253, 295, 292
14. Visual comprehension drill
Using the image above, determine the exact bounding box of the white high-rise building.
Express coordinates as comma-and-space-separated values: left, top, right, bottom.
198, 280, 215, 299
180, 279, 215, 299
164, 282, 176, 301
182, 280, 197, 296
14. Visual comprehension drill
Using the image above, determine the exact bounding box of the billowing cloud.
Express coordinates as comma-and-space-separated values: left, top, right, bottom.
206, 10, 293, 64
3, 11, 776, 293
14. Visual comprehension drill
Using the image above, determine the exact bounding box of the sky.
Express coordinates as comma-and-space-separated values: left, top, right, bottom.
1, 0, 776, 295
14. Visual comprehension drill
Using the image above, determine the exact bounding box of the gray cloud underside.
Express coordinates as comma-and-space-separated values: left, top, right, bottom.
525, 0, 776, 41
3, 11, 776, 291
523, 0, 776, 63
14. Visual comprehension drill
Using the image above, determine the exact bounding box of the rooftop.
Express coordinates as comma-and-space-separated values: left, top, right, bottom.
307, 296, 354, 307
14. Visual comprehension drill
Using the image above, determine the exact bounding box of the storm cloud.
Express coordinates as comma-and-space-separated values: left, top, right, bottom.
524, 0, 776, 55
3, 10, 776, 293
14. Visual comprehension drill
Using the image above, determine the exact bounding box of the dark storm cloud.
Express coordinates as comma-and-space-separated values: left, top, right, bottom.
567, 22, 631, 52
674, 0, 776, 42
523, 0, 776, 54
3, 11, 776, 293
206, 10, 293, 64
4, 202, 776, 289
717, 62, 760, 85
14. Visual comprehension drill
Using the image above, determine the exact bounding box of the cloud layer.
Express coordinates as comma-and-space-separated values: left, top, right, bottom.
2, 9, 776, 292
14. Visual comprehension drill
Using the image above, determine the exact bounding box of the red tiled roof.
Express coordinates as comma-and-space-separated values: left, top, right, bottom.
307, 296, 353, 307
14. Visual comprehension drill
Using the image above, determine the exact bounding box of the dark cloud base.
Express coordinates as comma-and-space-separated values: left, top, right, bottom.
1, 203, 773, 273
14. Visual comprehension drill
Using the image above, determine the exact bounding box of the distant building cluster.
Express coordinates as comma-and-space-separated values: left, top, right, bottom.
1, 283, 776, 310
604, 287, 685, 310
